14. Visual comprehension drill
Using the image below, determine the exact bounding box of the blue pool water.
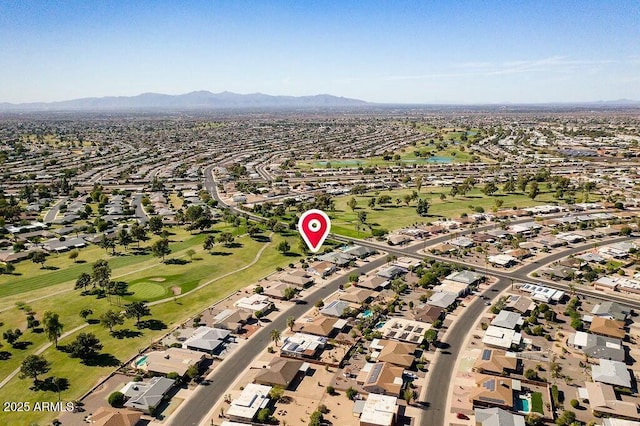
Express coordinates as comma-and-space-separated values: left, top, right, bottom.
135, 355, 148, 367
515, 397, 530, 413
374, 322, 386, 329
362, 309, 373, 319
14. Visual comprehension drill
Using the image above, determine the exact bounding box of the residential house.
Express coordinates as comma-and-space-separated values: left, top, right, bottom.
234, 294, 273, 315
581, 382, 640, 421
183, 326, 231, 355
121, 377, 175, 414
491, 311, 523, 330
280, 333, 327, 359
412, 305, 444, 324
589, 317, 626, 340
307, 261, 336, 277
504, 295, 534, 315
86, 407, 142, 426
567, 331, 625, 362
359, 393, 398, 426
254, 357, 305, 388
138, 348, 204, 376
227, 383, 272, 423
446, 270, 484, 286
212, 309, 252, 333
591, 301, 630, 322
426, 292, 458, 309
591, 359, 632, 388
473, 349, 519, 376
320, 300, 352, 318
360, 362, 404, 396
469, 375, 515, 410
375, 340, 417, 368
338, 286, 374, 304
475, 407, 525, 426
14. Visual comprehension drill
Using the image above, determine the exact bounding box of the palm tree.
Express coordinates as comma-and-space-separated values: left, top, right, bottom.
286, 316, 295, 331
270, 329, 281, 346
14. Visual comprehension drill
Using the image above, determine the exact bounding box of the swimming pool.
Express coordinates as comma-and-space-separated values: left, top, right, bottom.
362, 309, 373, 319
515, 396, 530, 413
135, 355, 148, 367
374, 322, 386, 329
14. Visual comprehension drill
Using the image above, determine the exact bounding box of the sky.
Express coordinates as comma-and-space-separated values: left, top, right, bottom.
1, 0, 639, 104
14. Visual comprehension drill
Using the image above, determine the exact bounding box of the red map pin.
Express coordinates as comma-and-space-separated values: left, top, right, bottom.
298, 209, 331, 253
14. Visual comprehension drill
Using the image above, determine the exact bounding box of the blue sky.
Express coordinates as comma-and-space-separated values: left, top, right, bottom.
1, 1, 639, 104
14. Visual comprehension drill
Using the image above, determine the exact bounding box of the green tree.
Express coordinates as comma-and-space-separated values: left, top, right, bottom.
124, 302, 151, 326
43, 311, 64, 348
203, 234, 216, 251
347, 197, 358, 212
151, 238, 171, 261
346, 386, 358, 400
108, 391, 125, 407
3, 328, 22, 346
256, 408, 272, 423
528, 181, 540, 200
20, 354, 50, 384
75, 272, 92, 290
416, 198, 430, 216
268, 385, 285, 402
148, 216, 163, 234
403, 388, 417, 405
482, 181, 498, 196
100, 310, 124, 332
130, 223, 147, 248
31, 251, 47, 268
68, 249, 80, 263
424, 329, 438, 350
287, 316, 296, 331
68, 332, 102, 360
277, 240, 291, 254
555, 410, 576, 426
217, 232, 235, 246
309, 410, 323, 426
79, 308, 93, 321
92, 259, 111, 288
270, 329, 281, 346
118, 229, 132, 250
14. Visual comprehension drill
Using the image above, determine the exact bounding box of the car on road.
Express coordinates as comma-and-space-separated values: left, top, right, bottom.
456, 413, 469, 420
484, 301, 491, 306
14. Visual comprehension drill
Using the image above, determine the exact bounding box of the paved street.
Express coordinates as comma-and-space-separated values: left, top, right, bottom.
175, 256, 390, 425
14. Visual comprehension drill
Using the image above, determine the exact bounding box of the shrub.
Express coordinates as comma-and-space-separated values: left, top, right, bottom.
570, 399, 579, 408
108, 391, 125, 407
166, 372, 180, 380
345, 386, 358, 400
318, 403, 329, 414
326, 385, 336, 395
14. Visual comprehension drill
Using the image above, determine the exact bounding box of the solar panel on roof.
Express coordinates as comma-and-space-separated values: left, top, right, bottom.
479, 396, 506, 404
482, 379, 496, 391
482, 349, 492, 361
367, 363, 383, 384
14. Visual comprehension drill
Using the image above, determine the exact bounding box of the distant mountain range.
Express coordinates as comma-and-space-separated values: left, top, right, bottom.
0, 91, 369, 111
1, 92, 639, 112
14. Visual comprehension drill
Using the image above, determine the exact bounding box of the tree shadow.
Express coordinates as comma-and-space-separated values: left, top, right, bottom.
210, 251, 232, 256
284, 252, 300, 257
12, 341, 33, 350
87, 319, 100, 325
32, 327, 44, 334
111, 328, 143, 339
224, 242, 243, 249
164, 258, 188, 265
42, 266, 60, 270
83, 353, 120, 367
35, 376, 70, 392
74, 260, 87, 264
137, 319, 167, 330
0, 351, 12, 360
252, 235, 271, 243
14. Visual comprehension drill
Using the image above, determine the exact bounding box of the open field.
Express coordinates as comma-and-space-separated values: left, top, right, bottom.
0, 230, 299, 425
328, 185, 593, 238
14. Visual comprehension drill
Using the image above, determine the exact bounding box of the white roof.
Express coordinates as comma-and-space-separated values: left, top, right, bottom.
227, 383, 271, 420
360, 393, 397, 426
483, 326, 522, 350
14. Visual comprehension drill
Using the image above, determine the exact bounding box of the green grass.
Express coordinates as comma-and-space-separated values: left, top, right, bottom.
328, 185, 571, 238
531, 392, 544, 414
0, 231, 301, 425
127, 282, 168, 299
